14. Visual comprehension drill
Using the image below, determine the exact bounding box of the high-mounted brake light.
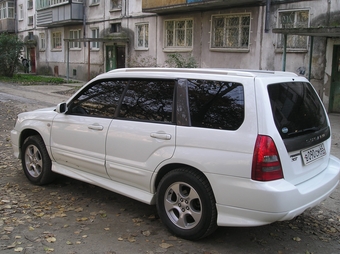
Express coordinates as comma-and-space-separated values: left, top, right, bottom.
252, 135, 284, 181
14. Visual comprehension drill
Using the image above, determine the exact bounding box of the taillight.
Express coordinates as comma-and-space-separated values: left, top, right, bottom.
252, 135, 284, 181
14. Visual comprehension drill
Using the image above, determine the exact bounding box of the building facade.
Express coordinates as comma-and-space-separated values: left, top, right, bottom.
1, 0, 340, 112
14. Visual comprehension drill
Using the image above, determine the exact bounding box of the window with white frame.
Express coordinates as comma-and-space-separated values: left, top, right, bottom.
136, 23, 149, 49
111, 0, 122, 10
19, 4, 23, 20
50, 0, 69, 6
164, 19, 193, 48
52, 31, 62, 50
0, 1, 14, 19
277, 10, 309, 49
91, 28, 99, 49
69, 29, 81, 49
39, 33, 46, 50
27, 0, 33, 9
211, 14, 250, 50
28, 16, 33, 26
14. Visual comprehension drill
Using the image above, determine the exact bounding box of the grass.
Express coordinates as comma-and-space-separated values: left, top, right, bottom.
0, 74, 74, 85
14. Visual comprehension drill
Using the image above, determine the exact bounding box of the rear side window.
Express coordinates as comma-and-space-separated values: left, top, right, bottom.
119, 79, 175, 123
187, 79, 244, 130
268, 82, 328, 139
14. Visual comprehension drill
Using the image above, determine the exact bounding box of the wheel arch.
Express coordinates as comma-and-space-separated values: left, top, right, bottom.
154, 163, 216, 200
18, 129, 44, 158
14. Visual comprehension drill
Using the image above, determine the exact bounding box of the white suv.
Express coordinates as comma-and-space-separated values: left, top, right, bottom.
11, 68, 340, 240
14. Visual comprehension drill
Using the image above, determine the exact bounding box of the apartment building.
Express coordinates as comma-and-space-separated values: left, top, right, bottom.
0, 0, 340, 112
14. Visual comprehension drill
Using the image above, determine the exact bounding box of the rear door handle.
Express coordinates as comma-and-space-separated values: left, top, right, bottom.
88, 123, 104, 131
150, 132, 172, 140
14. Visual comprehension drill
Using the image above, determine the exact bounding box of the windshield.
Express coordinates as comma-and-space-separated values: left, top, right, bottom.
267, 82, 328, 139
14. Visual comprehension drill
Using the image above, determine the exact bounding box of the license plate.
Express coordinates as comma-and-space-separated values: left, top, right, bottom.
301, 143, 326, 165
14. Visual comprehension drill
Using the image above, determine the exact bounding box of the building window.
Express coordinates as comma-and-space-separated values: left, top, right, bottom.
0, 1, 14, 19
52, 32, 62, 50
40, 33, 46, 50
111, 0, 122, 10
27, 0, 33, 9
50, 0, 69, 6
69, 29, 81, 49
211, 14, 250, 50
164, 19, 193, 49
19, 4, 23, 20
28, 16, 33, 26
91, 28, 99, 49
277, 10, 309, 49
136, 23, 149, 49
91, 0, 99, 4
110, 23, 121, 33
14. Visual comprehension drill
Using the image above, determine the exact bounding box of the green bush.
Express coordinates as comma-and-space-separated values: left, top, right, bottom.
165, 53, 197, 68
0, 33, 24, 77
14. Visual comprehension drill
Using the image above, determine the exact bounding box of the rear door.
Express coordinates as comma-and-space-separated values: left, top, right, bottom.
263, 79, 330, 185
105, 79, 176, 191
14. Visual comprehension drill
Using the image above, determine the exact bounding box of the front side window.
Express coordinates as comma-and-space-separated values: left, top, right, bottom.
164, 19, 193, 49
136, 23, 149, 49
211, 14, 250, 50
188, 80, 244, 130
277, 10, 309, 49
91, 28, 99, 49
69, 29, 81, 49
52, 31, 62, 50
68, 80, 127, 118
119, 80, 175, 123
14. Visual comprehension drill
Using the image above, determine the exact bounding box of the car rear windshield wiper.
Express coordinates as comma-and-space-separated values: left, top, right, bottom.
287, 127, 319, 137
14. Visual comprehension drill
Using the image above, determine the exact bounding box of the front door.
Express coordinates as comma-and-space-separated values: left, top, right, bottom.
330, 45, 340, 112
106, 46, 117, 72
116, 46, 125, 68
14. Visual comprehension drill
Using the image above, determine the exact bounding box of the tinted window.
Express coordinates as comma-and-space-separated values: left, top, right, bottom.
68, 80, 126, 118
187, 79, 244, 130
268, 82, 328, 139
118, 79, 175, 123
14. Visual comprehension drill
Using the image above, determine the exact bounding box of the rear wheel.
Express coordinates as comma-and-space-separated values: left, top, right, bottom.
21, 135, 56, 185
156, 168, 217, 240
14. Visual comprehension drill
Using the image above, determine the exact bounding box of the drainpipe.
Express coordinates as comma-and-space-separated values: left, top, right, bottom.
265, 0, 271, 33
282, 34, 287, 71
308, 36, 314, 81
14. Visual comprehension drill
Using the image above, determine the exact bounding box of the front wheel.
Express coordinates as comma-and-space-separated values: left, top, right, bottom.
21, 135, 56, 185
156, 168, 217, 240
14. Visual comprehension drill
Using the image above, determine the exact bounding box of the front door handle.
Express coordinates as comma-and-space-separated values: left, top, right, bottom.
150, 132, 172, 140
88, 123, 104, 131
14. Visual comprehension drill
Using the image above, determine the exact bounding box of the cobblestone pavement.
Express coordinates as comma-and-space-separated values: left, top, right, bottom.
0, 83, 340, 254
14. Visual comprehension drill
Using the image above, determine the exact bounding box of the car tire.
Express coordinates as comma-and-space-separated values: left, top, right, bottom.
21, 135, 56, 185
156, 167, 217, 240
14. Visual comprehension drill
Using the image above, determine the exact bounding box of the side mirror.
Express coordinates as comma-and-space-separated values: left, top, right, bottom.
56, 102, 67, 113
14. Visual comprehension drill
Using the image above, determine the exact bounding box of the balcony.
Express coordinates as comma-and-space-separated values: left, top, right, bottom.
36, 0, 84, 28
142, 0, 266, 14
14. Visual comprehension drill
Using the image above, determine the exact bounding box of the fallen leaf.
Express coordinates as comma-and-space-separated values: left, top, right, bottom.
14, 247, 23, 252
160, 243, 173, 249
293, 237, 301, 242
46, 237, 56, 243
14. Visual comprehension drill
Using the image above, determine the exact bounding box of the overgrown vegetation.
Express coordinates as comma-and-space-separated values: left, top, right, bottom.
0, 33, 24, 77
165, 53, 198, 68
0, 74, 68, 85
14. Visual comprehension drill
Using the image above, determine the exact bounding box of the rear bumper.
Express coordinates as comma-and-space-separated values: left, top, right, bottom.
208, 155, 340, 227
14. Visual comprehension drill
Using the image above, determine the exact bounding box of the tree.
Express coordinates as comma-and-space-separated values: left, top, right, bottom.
0, 33, 24, 77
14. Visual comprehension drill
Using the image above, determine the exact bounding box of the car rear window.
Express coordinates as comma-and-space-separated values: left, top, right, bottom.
268, 82, 328, 140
